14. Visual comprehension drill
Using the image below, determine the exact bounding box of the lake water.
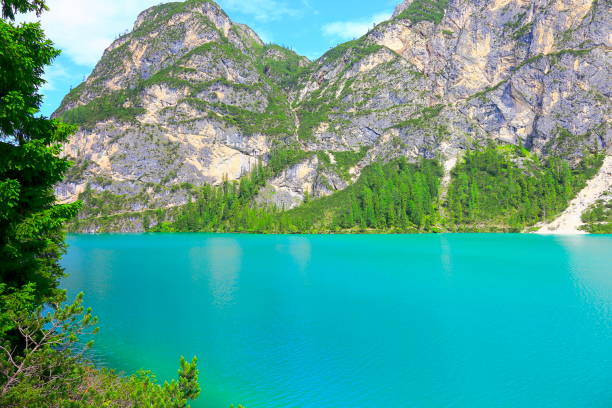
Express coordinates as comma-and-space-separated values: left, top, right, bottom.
61, 233, 612, 408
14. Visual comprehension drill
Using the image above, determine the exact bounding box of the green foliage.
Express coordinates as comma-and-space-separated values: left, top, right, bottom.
580, 196, 612, 234
145, 42, 297, 138
166, 157, 443, 233
58, 31, 297, 137
0, 12, 80, 304
580, 222, 612, 234
544, 126, 603, 158
202, 90, 294, 137
504, 12, 526, 31
1, 0, 46, 20
267, 147, 313, 176
297, 101, 331, 140
0, 284, 201, 407
56, 90, 145, 128
333, 146, 368, 170
306, 158, 443, 232
164, 162, 276, 233
295, 37, 387, 141
147, 146, 312, 232
395, 0, 449, 25
0, 285, 98, 406
467, 80, 508, 101
74, 186, 151, 219
512, 22, 533, 40
503, 12, 533, 41
446, 144, 604, 231
63, 158, 91, 183
320, 38, 383, 64
1, 4, 206, 407
324, 147, 369, 181
388, 105, 444, 130
257, 44, 310, 90
132, 0, 220, 38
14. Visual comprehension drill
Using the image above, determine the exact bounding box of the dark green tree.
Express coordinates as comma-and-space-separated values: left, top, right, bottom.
1, 0, 80, 305
1, 2, 203, 407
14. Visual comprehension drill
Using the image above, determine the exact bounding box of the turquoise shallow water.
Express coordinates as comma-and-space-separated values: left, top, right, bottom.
61, 233, 612, 408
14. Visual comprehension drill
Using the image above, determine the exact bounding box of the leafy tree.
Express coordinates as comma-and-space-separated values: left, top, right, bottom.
0, 284, 98, 405
165, 156, 443, 233
446, 144, 603, 231
1, 0, 80, 305
0, 283, 201, 407
1, 2, 204, 407
1, 0, 46, 20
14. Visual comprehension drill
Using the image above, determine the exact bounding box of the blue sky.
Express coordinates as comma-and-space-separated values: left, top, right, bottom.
29, 0, 400, 117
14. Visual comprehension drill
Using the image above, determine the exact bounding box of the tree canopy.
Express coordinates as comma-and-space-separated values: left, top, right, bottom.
1, 1, 203, 406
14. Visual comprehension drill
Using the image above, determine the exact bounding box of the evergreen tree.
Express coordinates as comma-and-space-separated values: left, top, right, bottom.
0, 0, 80, 305
1, 2, 203, 406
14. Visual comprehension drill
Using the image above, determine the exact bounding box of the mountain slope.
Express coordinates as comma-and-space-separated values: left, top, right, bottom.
55, 0, 304, 212
54, 0, 611, 233
537, 155, 612, 234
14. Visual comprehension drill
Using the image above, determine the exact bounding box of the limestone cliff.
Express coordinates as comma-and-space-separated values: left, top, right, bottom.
54, 0, 611, 232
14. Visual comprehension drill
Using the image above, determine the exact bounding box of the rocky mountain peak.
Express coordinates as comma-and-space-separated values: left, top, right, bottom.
54, 0, 611, 232
133, 0, 226, 31
392, 0, 414, 18
56, 0, 263, 113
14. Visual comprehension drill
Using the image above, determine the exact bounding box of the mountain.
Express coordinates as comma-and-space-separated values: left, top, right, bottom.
54, 0, 611, 233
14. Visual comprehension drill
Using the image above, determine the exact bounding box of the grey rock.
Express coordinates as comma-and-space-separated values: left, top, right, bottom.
55, 0, 612, 232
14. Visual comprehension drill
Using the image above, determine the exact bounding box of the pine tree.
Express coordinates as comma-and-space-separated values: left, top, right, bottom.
0, 0, 80, 305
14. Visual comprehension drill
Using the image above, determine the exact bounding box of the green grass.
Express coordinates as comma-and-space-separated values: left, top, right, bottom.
331, 146, 370, 180
256, 44, 311, 90
176, 89, 294, 137
467, 80, 508, 101
387, 105, 444, 130
132, 0, 222, 38
57, 91, 145, 128
395, 0, 449, 24
320, 38, 383, 65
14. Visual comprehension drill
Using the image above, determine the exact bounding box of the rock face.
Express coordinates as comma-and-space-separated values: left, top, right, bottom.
55, 0, 611, 231
55, 0, 302, 213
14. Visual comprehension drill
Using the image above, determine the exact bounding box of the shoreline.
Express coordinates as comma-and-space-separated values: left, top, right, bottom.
66, 230, 608, 236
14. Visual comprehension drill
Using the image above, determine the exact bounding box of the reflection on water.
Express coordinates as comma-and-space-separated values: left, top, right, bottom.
288, 237, 311, 271
439, 236, 453, 275
60, 233, 612, 408
204, 238, 241, 308
558, 235, 612, 316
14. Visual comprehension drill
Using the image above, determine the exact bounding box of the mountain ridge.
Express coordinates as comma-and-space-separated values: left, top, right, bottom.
54, 0, 611, 233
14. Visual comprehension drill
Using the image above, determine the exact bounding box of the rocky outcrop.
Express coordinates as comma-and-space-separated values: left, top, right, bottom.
255, 154, 349, 209
294, 0, 610, 162
55, 0, 302, 217
55, 0, 611, 231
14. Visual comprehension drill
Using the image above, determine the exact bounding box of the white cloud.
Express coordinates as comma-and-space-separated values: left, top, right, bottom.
21, 0, 163, 67
218, 0, 301, 22
322, 11, 391, 41
40, 62, 70, 92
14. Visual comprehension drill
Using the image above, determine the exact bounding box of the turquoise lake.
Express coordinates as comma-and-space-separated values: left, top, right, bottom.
61, 233, 612, 407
